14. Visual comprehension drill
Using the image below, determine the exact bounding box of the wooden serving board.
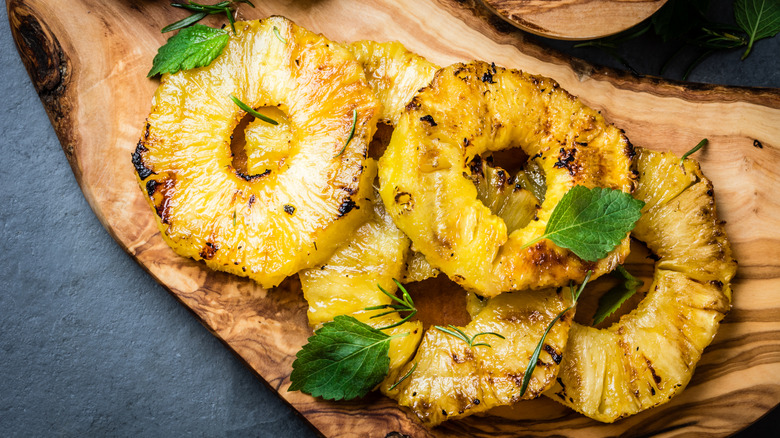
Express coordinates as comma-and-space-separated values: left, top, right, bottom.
8, 0, 780, 436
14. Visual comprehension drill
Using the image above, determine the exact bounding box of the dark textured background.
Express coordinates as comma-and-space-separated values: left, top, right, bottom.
1, 1, 778, 436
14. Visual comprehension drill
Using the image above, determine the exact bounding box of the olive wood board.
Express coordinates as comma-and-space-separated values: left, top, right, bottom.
7, 0, 780, 436
481, 0, 668, 40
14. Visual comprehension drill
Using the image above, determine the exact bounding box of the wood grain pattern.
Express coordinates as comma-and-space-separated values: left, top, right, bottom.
481, 0, 668, 40
7, 0, 780, 436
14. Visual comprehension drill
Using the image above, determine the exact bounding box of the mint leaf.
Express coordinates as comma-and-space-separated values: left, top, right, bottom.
539, 186, 644, 262
289, 315, 398, 400
735, 0, 780, 59
148, 25, 230, 77
592, 266, 644, 325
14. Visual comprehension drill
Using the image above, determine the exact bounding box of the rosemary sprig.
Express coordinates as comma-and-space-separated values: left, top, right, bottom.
273, 26, 287, 44
365, 280, 417, 330
229, 95, 279, 125
164, 1, 255, 34
680, 138, 708, 165
519, 270, 592, 397
334, 109, 357, 158
434, 324, 505, 349
388, 362, 418, 391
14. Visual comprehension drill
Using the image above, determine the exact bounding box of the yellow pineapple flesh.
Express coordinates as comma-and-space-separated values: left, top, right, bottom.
298, 160, 422, 376
134, 18, 380, 288
379, 62, 635, 297
545, 147, 736, 422
385, 288, 573, 426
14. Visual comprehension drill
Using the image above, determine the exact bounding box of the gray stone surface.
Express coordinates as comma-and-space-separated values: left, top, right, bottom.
0, 1, 777, 437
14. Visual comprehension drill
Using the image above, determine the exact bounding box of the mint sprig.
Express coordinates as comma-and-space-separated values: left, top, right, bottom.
289, 315, 405, 400
521, 186, 644, 262
148, 25, 230, 77
592, 266, 644, 325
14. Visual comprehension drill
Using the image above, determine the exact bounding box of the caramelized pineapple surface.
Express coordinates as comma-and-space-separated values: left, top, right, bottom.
385, 288, 572, 426
545, 148, 736, 422
134, 17, 380, 287
379, 62, 635, 297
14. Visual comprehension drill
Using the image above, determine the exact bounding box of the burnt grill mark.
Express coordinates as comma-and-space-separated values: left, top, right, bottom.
145, 180, 158, 197
553, 147, 580, 176
645, 357, 662, 385
283, 204, 295, 215
544, 344, 562, 364
394, 191, 414, 212
152, 178, 176, 224
249, 195, 256, 207
337, 198, 357, 217
468, 155, 484, 177
405, 97, 421, 111
624, 136, 636, 160
753, 139, 763, 149
132, 141, 154, 180
481, 71, 495, 83
491, 62, 497, 74
199, 241, 219, 260
420, 114, 437, 126
236, 168, 271, 181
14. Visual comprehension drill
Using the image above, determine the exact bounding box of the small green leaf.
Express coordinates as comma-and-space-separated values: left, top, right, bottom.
388, 362, 417, 391
334, 109, 358, 158
289, 315, 400, 400
735, 0, 780, 59
273, 26, 288, 44
229, 95, 279, 125
680, 138, 708, 165
161, 11, 209, 33
523, 186, 644, 262
592, 266, 644, 325
434, 325, 505, 349
148, 25, 230, 77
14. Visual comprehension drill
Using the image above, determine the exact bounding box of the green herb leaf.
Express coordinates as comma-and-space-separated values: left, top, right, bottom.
273, 26, 287, 44
519, 271, 592, 397
229, 95, 279, 125
434, 324, 505, 349
680, 138, 708, 165
364, 280, 417, 330
148, 24, 230, 77
334, 109, 357, 158
388, 362, 417, 391
735, 0, 780, 59
521, 186, 644, 262
289, 315, 402, 400
592, 266, 644, 325
161, 11, 209, 33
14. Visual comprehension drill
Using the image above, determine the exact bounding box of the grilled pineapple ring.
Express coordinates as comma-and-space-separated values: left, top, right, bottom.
379, 62, 636, 297
133, 17, 380, 287
546, 148, 737, 422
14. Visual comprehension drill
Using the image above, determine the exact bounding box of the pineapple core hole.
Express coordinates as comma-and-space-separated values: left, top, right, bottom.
402, 275, 471, 329
231, 106, 292, 177
574, 239, 656, 329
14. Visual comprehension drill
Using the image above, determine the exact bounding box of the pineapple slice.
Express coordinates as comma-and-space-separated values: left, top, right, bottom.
379, 62, 636, 297
297, 41, 438, 379
299, 160, 423, 374
134, 18, 380, 287
346, 41, 439, 125
545, 148, 736, 422
385, 288, 573, 426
